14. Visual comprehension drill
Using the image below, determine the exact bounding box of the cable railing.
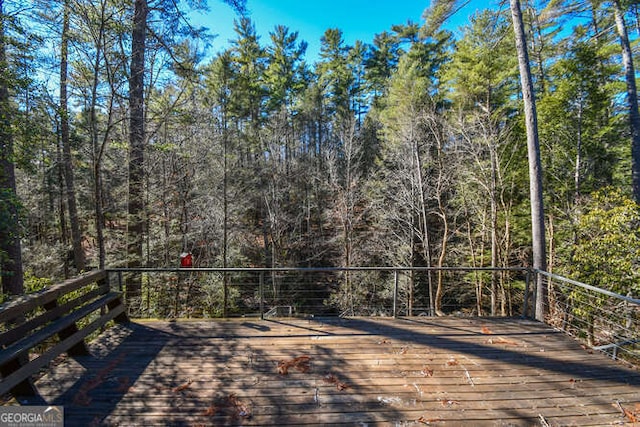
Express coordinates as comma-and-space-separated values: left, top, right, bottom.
106, 267, 531, 320
105, 267, 638, 366
536, 270, 640, 366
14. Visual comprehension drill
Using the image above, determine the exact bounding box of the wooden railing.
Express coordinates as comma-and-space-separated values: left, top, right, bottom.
0, 270, 127, 399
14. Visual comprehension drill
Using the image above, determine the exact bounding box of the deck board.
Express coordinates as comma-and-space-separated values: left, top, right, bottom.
31, 317, 640, 426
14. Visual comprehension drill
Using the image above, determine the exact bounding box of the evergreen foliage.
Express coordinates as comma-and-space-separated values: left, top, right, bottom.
0, 0, 638, 314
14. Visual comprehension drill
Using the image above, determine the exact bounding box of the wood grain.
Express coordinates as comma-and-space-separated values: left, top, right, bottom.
33, 317, 640, 426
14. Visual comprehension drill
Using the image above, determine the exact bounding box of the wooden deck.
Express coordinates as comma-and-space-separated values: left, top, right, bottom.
31, 317, 639, 426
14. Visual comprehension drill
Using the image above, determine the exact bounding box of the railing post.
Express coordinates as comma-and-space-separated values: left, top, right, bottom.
531, 269, 538, 321
523, 269, 530, 318
223, 271, 228, 318
393, 270, 399, 318
259, 271, 264, 320
106, 270, 129, 324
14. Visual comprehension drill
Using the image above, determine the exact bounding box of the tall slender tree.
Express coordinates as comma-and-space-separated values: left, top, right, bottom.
127, 0, 148, 301
510, 0, 547, 320
230, 17, 265, 151
0, 0, 23, 296
612, 0, 640, 204
543, 0, 640, 203
59, 0, 85, 274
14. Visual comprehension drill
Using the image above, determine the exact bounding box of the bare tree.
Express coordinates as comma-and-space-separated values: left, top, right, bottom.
425, 111, 455, 316
328, 117, 365, 313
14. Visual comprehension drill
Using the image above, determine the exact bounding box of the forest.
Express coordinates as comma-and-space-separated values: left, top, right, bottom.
0, 0, 639, 316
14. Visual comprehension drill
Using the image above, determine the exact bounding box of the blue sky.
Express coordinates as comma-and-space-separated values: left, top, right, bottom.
193, 0, 498, 62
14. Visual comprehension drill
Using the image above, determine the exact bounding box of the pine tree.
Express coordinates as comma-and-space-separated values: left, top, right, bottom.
126, 0, 148, 303
264, 25, 307, 113
364, 31, 401, 104
59, 0, 85, 274
0, 0, 24, 296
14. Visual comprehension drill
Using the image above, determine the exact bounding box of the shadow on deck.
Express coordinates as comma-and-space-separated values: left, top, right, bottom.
35, 317, 640, 426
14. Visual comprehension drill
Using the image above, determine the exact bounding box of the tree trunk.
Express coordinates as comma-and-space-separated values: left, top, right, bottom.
490, 142, 498, 316
127, 0, 148, 301
56, 139, 69, 277
434, 210, 448, 316
0, 0, 24, 296
222, 83, 229, 318
60, 0, 85, 273
414, 141, 434, 316
433, 134, 449, 317
469, 226, 482, 315
574, 99, 583, 201
93, 161, 106, 269
613, 0, 640, 204
510, 0, 547, 321
87, 1, 107, 269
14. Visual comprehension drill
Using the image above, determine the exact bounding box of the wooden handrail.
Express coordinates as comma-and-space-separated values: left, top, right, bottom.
0, 270, 128, 400
0, 270, 107, 323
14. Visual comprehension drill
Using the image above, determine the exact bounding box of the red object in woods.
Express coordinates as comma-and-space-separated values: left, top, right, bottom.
180, 252, 193, 268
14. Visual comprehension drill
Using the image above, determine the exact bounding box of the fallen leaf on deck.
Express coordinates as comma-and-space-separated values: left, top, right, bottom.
623, 407, 638, 423
277, 355, 312, 375
614, 401, 639, 422
172, 378, 192, 393
485, 336, 519, 346
439, 399, 460, 406
202, 394, 252, 420
72, 352, 126, 406
481, 326, 494, 334
228, 393, 251, 419
445, 358, 458, 366
417, 415, 440, 424
323, 373, 349, 390
421, 366, 434, 377
202, 405, 218, 416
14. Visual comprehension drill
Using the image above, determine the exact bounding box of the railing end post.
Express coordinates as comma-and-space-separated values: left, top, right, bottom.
259, 271, 265, 320
523, 269, 531, 318
393, 270, 399, 319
